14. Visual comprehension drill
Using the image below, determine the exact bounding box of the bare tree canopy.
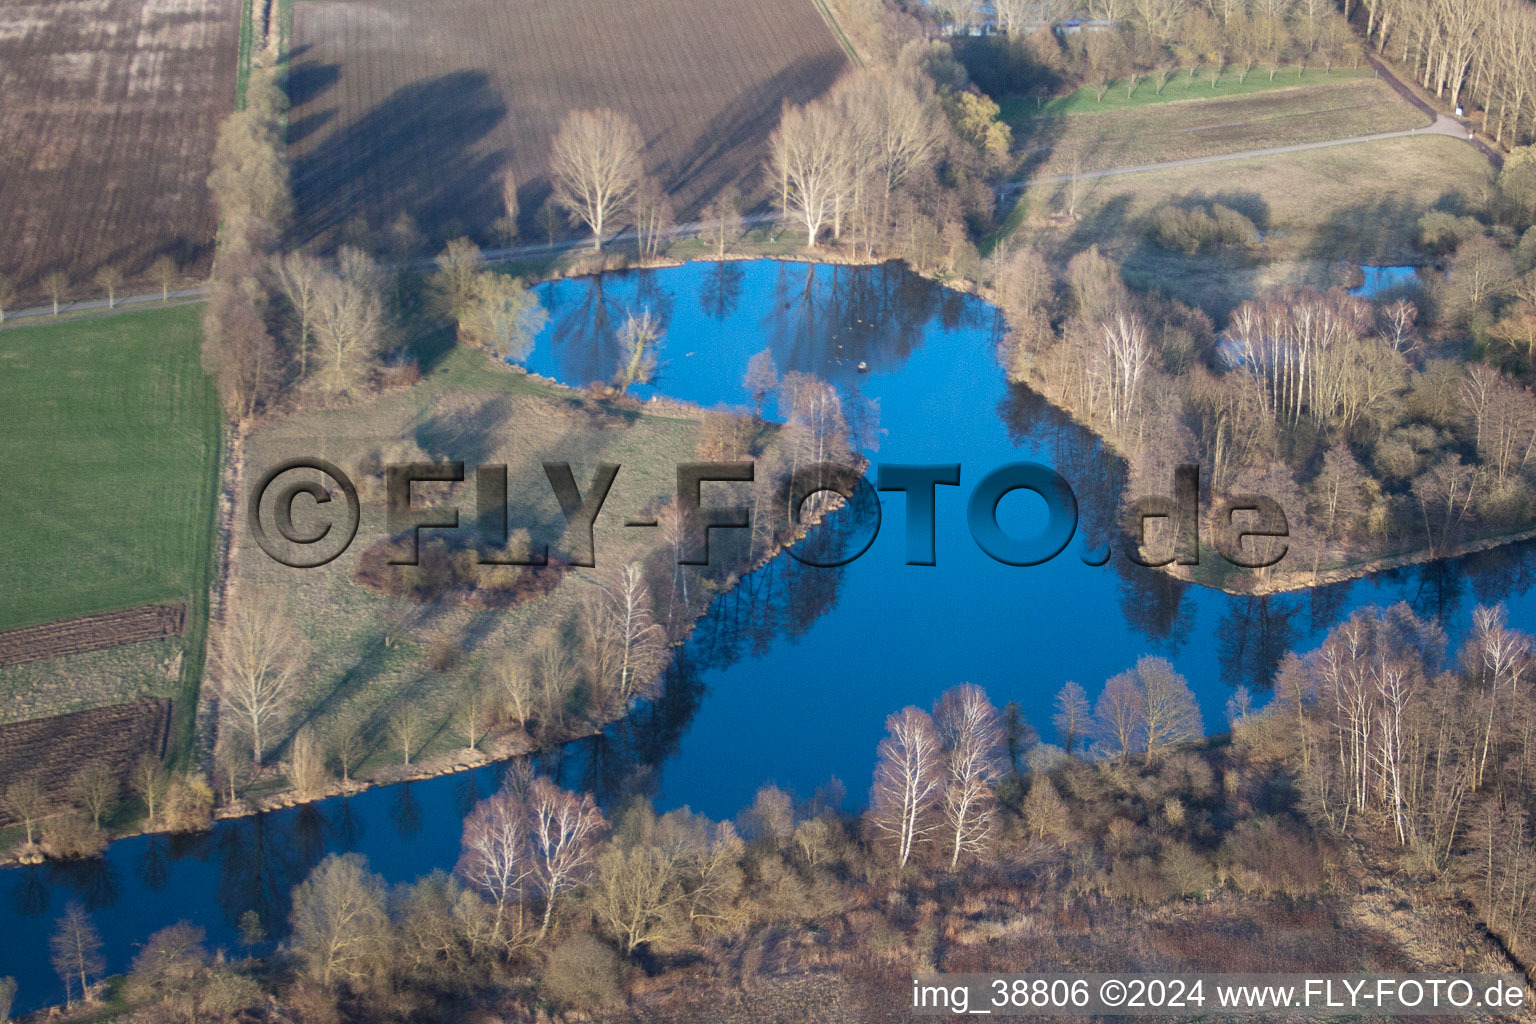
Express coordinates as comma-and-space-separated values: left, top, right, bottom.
550, 109, 645, 251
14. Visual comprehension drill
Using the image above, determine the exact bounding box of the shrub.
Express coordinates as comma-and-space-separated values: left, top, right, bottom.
1418, 211, 1483, 254
42, 814, 106, 860
540, 933, 624, 1015
1149, 203, 1258, 254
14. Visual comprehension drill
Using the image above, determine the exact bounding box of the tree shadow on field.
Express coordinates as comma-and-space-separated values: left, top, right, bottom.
1301, 196, 1428, 267
666, 53, 846, 216
290, 71, 507, 249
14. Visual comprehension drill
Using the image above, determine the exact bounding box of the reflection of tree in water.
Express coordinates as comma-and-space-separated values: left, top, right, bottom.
543, 270, 680, 388
997, 384, 1127, 559
1116, 564, 1194, 657
686, 547, 845, 671
331, 798, 366, 853
390, 784, 423, 842
1465, 540, 1536, 609
52, 853, 121, 912
215, 813, 324, 938
542, 652, 707, 808
544, 274, 624, 386
136, 835, 170, 893
10, 864, 48, 918
699, 261, 743, 322
763, 262, 938, 383
1218, 596, 1303, 692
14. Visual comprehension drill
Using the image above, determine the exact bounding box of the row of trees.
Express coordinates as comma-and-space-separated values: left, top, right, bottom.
967, 0, 1362, 99
58, 593, 1536, 1017
1362, 0, 1536, 147
870, 667, 1204, 870
1250, 600, 1536, 961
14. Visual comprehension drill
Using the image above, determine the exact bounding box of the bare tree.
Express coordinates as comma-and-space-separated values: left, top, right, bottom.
213, 594, 302, 765
457, 271, 548, 363
313, 247, 386, 397
202, 269, 280, 418
431, 237, 484, 321
327, 715, 367, 785
42, 271, 68, 316
0, 275, 13, 324
550, 109, 644, 251
131, 755, 169, 825
527, 778, 606, 940
271, 251, 326, 378
388, 705, 426, 767
934, 684, 1005, 868
50, 903, 104, 1007
1052, 681, 1091, 755
94, 265, 124, 309
869, 706, 945, 869
1136, 656, 1203, 762
68, 764, 118, 830
632, 177, 675, 261
289, 853, 392, 987
769, 98, 849, 248
148, 255, 178, 303
743, 348, 779, 417
589, 562, 670, 705
703, 188, 744, 259
458, 784, 534, 945
1094, 671, 1145, 762
456, 681, 490, 754
2, 779, 46, 845
493, 166, 520, 248
1023, 777, 1072, 841
491, 654, 537, 729
288, 725, 328, 799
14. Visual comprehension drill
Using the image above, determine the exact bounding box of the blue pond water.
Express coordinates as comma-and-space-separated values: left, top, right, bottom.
5, 259, 1536, 1010
1349, 265, 1420, 297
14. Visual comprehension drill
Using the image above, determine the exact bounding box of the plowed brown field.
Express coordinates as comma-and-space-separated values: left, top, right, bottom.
287, 0, 848, 247
0, 0, 238, 298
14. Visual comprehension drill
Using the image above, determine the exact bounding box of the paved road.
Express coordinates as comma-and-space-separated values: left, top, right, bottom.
0, 215, 785, 329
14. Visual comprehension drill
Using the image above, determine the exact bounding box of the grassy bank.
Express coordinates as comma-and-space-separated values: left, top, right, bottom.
1004, 64, 1377, 119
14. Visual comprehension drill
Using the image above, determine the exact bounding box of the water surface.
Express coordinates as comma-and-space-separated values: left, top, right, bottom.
6, 259, 1536, 1010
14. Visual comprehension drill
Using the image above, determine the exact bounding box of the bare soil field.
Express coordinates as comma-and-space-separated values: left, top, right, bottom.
0, 0, 239, 299
0, 603, 185, 668
0, 698, 171, 826
287, 0, 847, 247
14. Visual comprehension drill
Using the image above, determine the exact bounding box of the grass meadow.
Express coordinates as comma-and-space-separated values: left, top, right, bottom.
0, 306, 223, 631
1010, 76, 1426, 181
1003, 64, 1379, 119
1005, 134, 1493, 316
229, 345, 736, 772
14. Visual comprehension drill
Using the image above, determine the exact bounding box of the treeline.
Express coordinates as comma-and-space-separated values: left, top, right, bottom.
1360, 0, 1536, 148
989, 208, 1536, 579
48, 625, 1498, 1021
1244, 601, 1536, 965
951, 0, 1361, 100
